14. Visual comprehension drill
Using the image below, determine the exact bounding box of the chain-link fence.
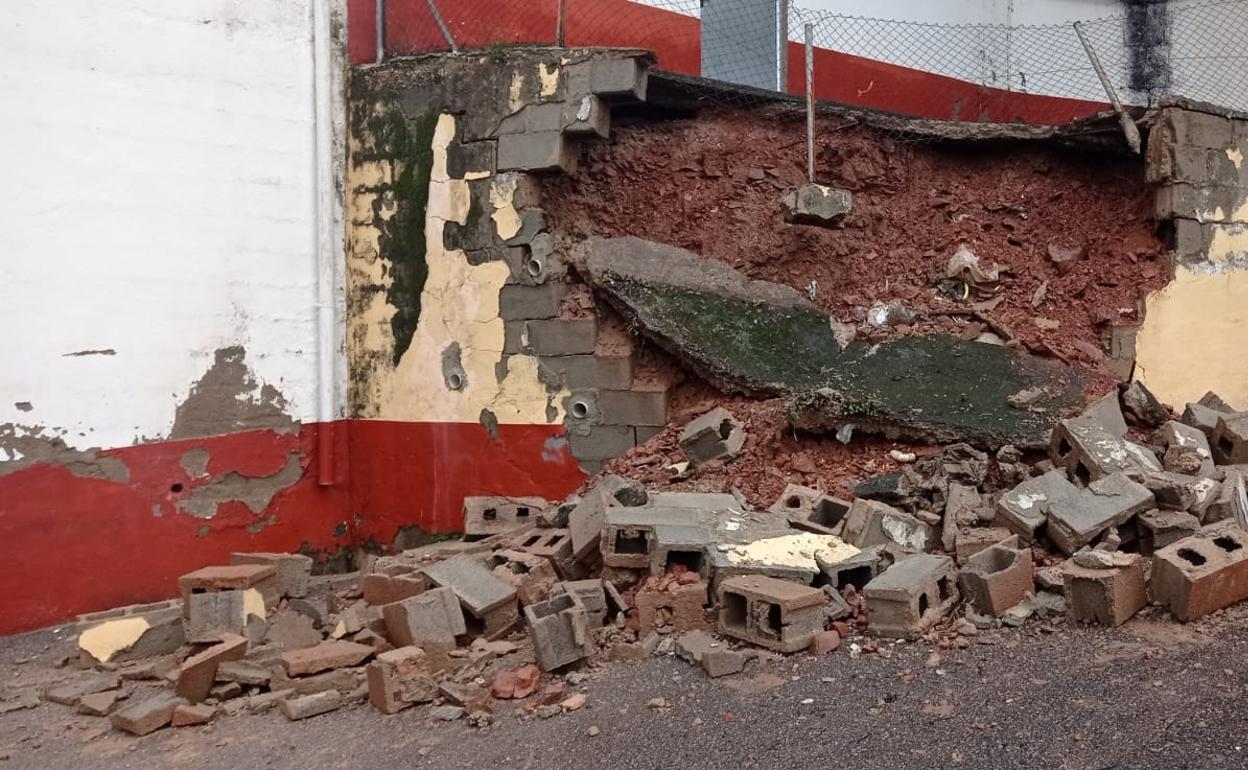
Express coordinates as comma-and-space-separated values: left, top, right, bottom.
376, 0, 1248, 125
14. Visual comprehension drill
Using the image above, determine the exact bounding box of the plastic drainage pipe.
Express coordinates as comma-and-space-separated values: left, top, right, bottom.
312, 0, 338, 485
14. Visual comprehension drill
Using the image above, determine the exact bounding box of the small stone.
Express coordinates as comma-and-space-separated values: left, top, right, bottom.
77, 690, 119, 716
809, 630, 841, 656
535, 704, 562, 719
646, 697, 672, 710
171, 703, 216, 727
587, 725, 601, 737
430, 705, 464, 721
561, 693, 587, 712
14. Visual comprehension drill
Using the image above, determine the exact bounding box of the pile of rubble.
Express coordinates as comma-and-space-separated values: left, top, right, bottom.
29, 383, 1248, 736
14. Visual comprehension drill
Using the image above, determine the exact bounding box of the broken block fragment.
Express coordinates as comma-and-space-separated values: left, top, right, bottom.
815, 546, 883, 590
280, 640, 374, 677
679, 407, 746, 465
863, 554, 959, 639
421, 555, 519, 638
366, 646, 438, 714
1213, 415, 1248, 465
717, 575, 825, 653
486, 549, 559, 606
1136, 509, 1200, 554
675, 630, 751, 677
185, 589, 267, 644
1045, 472, 1154, 554
552, 579, 609, 627
1049, 418, 1161, 484
78, 610, 185, 664
1157, 420, 1215, 477
110, 692, 188, 736
229, 552, 313, 599
524, 592, 595, 671
781, 183, 852, 226
635, 580, 710, 634
995, 470, 1077, 542
840, 499, 935, 552
510, 527, 581, 579
958, 544, 1033, 616
568, 475, 647, 561
175, 633, 248, 703
462, 496, 547, 538
1152, 526, 1248, 621
381, 586, 467, 648
178, 564, 277, 613
1139, 471, 1221, 515
1063, 556, 1147, 626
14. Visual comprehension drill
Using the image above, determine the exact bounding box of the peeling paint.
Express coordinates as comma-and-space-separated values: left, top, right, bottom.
179, 446, 211, 479
175, 452, 303, 519
488, 175, 523, 240
78, 617, 150, 663
1229, 147, 1244, 170
0, 424, 130, 482
538, 62, 560, 97
170, 346, 296, 440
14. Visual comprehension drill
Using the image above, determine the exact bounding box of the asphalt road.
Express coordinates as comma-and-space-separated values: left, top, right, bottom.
3, 605, 1248, 770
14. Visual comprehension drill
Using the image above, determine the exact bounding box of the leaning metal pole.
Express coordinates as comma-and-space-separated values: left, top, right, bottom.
805, 22, 815, 182
1073, 21, 1141, 154
426, 0, 458, 52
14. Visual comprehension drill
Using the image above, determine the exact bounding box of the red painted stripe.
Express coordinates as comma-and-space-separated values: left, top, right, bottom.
353, 0, 1108, 123
0, 420, 584, 634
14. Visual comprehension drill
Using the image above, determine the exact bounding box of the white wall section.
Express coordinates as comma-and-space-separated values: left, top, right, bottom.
0, 0, 346, 449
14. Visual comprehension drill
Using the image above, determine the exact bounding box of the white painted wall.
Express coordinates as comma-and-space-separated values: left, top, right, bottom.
0, 0, 347, 450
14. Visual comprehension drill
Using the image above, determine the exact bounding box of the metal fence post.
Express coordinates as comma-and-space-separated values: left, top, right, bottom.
1073, 21, 1141, 154
426, 0, 459, 52
375, 0, 386, 64
777, 0, 790, 92
805, 22, 815, 182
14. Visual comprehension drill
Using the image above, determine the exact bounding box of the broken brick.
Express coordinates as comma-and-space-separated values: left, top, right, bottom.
635, 580, 710, 635
366, 646, 437, 714
110, 692, 187, 736
280, 640, 374, 677
171, 703, 216, 727
279, 691, 342, 721
175, 633, 248, 704
229, 552, 312, 599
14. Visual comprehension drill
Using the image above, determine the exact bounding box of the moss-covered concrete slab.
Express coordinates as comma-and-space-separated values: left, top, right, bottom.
581, 237, 1088, 448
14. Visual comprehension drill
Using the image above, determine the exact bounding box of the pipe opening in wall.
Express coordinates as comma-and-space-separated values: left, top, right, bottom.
570, 399, 591, 419
447, 371, 464, 390
525, 256, 545, 278
170, 483, 184, 494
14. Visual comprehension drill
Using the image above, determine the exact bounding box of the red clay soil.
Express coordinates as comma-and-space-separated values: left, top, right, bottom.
544, 107, 1167, 375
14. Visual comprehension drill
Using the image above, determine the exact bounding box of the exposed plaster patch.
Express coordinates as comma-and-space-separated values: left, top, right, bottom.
170, 346, 296, 440
78, 618, 150, 663
1229, 147, 1244, 170
538, 63, 560, 97
175, 452, 303, 519
179, 446, 211, 479
1209, 223, 1248, 264
508, 71, 526, 113
479, 408, 500, 440
489, 175, 523, 240
0, 424, 130, 482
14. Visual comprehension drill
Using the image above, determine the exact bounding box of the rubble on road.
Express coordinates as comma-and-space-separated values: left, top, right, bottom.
45, 385, 1248, 737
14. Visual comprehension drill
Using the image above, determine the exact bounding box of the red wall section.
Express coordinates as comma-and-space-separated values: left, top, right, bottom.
359, 0, 1107, 124
0, 420, 584, 635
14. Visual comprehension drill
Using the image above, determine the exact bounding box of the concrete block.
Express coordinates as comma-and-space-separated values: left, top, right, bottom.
1204, 470, 1247, 524
1139, 471, 1221, 514
1050, 419, 1161, 484
216, 661, 271, 686
1214, 414, 1248, 464
717, 575, 825, 653
597, 389, 667, 426
499, 282, 565, 320
767, 483, 822, 517
77, 690, 120, 716
382, 586, 466, 648
175, 633, 248, 703
495, 102, 564, 135
1045, 472, 1155, 554
562, 93, 610, 137
1137, 509, 1201, 554
422, 555, 518, 623
78, 610, 185, 664
110, 692, 187, 736
229, 552, 313, 598
648, 491, 740, 509
955, 528, 1018, 564
995, 470, 1078, 542
178, 564, 277, 613
524, 592, 595, 671
1156, 183, 1248, 223
635, 425, 664, 444
958, 544, 1033, 616
1153, 526, 1248, 621
366, 646, 438, 714
1158, 420, 1216, 476
679, 407, 746, 464
360, 572, 428, 606
185, 589, 266, 644
863, 555, 959, 639
497, 131, 577, 174
815, 546, 883, 590
526, 318, 597, 355
568, 475, 647, 561
840, 499, 935, 552
568, 424, 635, 462
786, 494, 850, 536
1157, 107, 1235, 149
511, 527, 582, 579
601, 507, 696, 570
279, 691, 342, 721
462, 495, 547, 537
280, 641, 374, 677
487, 549, 559, 606
635, 581, 710, 635
539, 354, 633, 390
587, 57, 648, 99
502, 207, 548, 247
782, 183, 852, 226
1082, 391, 1130, 439
1064, 557, 1147, 626
554, 579, 609, 627
675, 630, 751, 677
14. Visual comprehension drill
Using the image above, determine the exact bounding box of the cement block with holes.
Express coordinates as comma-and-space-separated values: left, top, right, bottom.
496, 131, 577, 174
510, 527, 582, 579
679, 407, 746, 465
1158, 420, 1216, 476
499, 283, 565, 320
815, 546, 884, 590
597, 389, 667, 426
767, 484, 822, 517
1050, 419, 1161, 483
840, 499, 935, 552
462, 496, 547, 538
955, 528, 1018, 564
421, 556, 518, 637
525, 318, 597, 355
600, 507, 698, 570
1153, 526, 1248, 621
486, 549, 559, 606
1045, 472, 1155, 554
958, 544, 1033, 616
787, 494, 851, 536
863, 554, 959, 639
382, 586, 467, 648
229, 553, 312, 599
568, 475, 648, 561
524, 592, 595, 671
553, 580, 609, 627
717, 575, 825, 653
1214, 415, 1248, 464
636, 581, 710, 635
366, 646, 437, 714
995, 470, 1078, 543
1064, 557, 1147, 626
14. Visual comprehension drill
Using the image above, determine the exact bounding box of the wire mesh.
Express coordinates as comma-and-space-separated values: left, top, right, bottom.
383, 0, 1248, 125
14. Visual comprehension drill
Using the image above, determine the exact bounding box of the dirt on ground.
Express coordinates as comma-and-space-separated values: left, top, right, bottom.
545, 107, 1167, 374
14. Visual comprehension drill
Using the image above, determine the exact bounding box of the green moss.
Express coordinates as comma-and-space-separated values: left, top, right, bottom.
366, 104, 439, 365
